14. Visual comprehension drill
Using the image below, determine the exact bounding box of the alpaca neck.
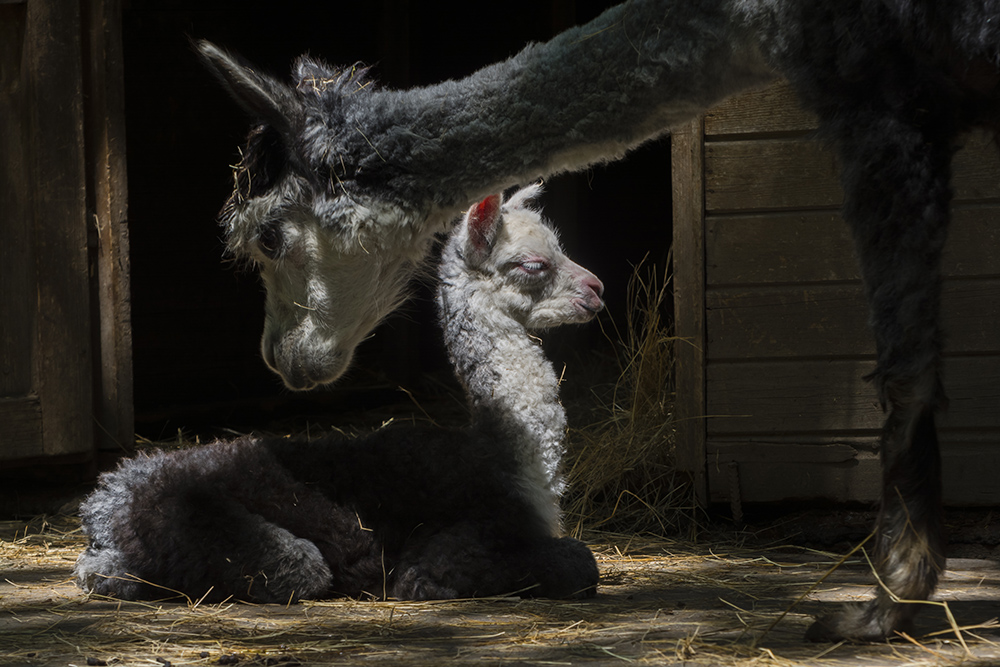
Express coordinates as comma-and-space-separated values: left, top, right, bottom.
438, 286, 566, 535
357, 0, 774, 214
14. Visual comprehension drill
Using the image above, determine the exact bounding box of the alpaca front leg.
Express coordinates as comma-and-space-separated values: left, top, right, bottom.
139, 492, 334, 603
519, 536, 600, 600
391, 523, 598, 600
805, 108, 953, 642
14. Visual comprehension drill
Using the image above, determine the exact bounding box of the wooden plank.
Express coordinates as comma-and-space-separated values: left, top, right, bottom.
953, 130, 1000, 201
0, 397, 43, 460
705, 279, 1000, 359
946, 205, 1000, 277
707, 283, 870, 359
705, 130, 1000, 213
705, 80, 818, 137
942, 442, 1000, 505
707, 436, 1000, 505
706, 357, 1000, 435
0, 3, 33, 398
705, 80, 1000, 206
707, 211, 854, 285
706, 206, 1000, 286
25, 0, 93, 457
83, 0, 133, 453
705, 139, 842, 212
707, 439, 880, 503
671, 118, 708, 505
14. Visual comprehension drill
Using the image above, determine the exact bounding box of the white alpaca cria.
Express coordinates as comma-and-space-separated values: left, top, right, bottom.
438, 183, 604, 535
75, 187, 603, 603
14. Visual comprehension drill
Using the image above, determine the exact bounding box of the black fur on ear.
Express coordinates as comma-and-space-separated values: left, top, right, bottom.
195, 39, 302, 137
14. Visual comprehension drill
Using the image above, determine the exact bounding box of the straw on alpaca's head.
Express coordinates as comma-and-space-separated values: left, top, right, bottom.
442, 185, 605, 330
197, 42, 430, 390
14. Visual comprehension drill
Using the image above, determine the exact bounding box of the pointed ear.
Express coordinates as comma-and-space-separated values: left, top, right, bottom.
195, 40, 300, 136
504, 182, 544, 210
465, 194, 502, 262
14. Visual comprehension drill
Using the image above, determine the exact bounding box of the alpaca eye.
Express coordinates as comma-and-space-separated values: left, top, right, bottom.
257, 222, 283, 259
519, 260, 549, 275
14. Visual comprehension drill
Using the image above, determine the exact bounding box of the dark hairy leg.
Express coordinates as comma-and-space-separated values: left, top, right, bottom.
391, 522, 598, 601
806, 105, 953, 641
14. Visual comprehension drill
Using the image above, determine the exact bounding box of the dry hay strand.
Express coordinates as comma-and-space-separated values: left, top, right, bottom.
563, 253, 695, 539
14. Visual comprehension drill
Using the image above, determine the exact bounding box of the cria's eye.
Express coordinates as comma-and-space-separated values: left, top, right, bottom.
257, 222, 283, 259
519, 259, 549, 274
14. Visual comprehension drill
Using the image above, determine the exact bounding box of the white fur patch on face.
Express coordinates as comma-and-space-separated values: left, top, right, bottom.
255, 199, 438, 390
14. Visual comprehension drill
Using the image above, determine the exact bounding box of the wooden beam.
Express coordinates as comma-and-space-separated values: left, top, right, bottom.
83, 0, 133, 454
707, 356, 1000, 435
0, 3, 33, 401
703, 129, 1000, 214
0, 398, 43, 461
672, 118, 708, 506
25, 0, 94, 457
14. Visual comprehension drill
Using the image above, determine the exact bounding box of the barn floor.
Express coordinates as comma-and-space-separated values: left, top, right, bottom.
4, 512, 1000, 667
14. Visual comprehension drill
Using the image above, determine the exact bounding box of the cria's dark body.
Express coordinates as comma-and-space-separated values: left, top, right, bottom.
77, 424, 595, 603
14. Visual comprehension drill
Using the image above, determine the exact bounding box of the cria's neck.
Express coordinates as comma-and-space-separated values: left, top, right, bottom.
439, 290, 566, 535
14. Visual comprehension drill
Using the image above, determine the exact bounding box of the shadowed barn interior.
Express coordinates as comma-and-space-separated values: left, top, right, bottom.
6, 0, 1000, 663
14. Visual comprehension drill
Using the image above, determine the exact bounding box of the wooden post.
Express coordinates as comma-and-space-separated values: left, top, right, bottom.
25, 0, 95, 458
83, 0, 134, 456
1, 0, 132, 465
671, 118, 708, 507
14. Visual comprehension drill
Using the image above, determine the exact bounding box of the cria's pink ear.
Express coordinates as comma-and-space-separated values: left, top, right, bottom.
466, 194, 501, 259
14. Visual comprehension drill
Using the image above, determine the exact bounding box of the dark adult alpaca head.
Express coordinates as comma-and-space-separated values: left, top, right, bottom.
195, 1, 771, 389
198, 44, 441, 389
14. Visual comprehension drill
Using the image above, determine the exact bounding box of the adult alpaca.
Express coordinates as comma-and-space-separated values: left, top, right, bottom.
196, 0, 1000, 640
75, 187, 603, 603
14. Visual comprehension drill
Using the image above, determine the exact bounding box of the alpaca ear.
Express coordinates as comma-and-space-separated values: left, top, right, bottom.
504, 182, 544, 210
195, 40, 301, 136
465, 194, 502, 262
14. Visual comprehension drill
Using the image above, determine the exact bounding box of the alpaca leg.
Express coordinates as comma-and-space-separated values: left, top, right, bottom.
231, 514, 335, 603
76, 545, 150, 600
102, 491, 333, 603
184, 494, 335, 603
517, 535, 600, 600
806, 109, 953, 641
391, 523, 598, 600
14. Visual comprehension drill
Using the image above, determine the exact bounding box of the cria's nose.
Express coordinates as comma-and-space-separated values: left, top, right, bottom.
586, 275, 605, 300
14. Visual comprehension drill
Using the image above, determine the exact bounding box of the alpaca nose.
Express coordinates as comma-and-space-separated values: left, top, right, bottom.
581, 274, 605, 313
586, 275, 605, 300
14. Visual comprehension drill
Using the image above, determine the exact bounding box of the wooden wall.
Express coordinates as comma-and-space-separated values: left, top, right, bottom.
673, 81, 1000, 508
0, 0, 131, 469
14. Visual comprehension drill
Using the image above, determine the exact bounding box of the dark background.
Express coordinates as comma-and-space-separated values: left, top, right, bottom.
123, 0, 674, 439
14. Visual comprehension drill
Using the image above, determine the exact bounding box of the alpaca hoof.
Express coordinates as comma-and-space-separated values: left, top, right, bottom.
528, 538, 599, 600
254, 535, 333, 603
806, 602, 911, 643
74, 546, 145, 600
547, 574, 598, 600
391, 568, 459, 600
566, 580, 598, 599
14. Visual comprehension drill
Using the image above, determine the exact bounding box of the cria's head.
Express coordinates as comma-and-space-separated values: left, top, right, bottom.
442, 184, 604, 330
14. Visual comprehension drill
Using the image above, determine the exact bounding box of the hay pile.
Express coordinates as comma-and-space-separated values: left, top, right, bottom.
563, 255, 693, 539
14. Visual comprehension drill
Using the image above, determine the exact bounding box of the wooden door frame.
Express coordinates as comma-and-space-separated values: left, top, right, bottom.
0, 0, 131, 466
